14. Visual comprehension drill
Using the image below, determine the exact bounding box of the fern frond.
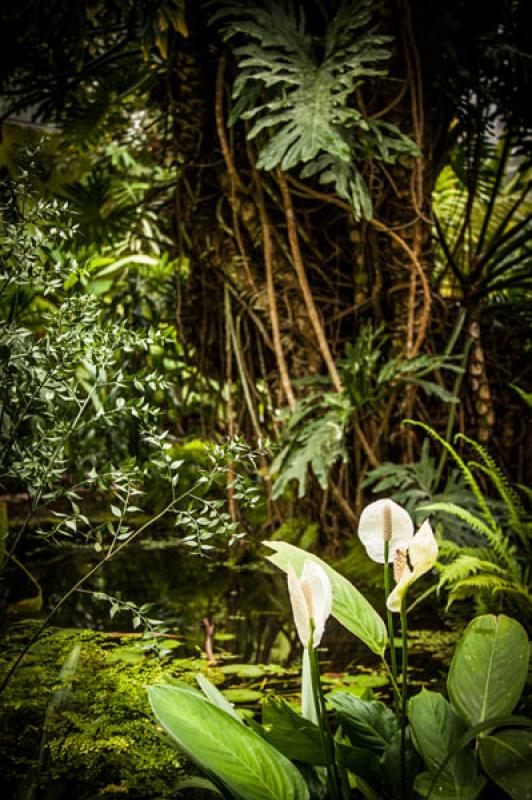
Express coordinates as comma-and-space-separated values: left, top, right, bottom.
421, 501, 493, 540
438, 554, 506, 587
437, 540, 464, 559
447, 576, 531, 607
457, 433, 527, 535
405, 420, 496, 527
423, 500, 514, 567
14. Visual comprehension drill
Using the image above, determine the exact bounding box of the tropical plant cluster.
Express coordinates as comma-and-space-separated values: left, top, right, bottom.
0, 0, 530, 798
149, 501, 531, 799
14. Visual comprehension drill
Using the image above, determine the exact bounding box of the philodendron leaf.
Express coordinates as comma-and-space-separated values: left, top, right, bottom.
447, 615, 528, 727
409, 689, 485, 800
148, 685, 309, 800
479, 729, 532, 800
264, 541, 387, 655
328, 693, 397, 753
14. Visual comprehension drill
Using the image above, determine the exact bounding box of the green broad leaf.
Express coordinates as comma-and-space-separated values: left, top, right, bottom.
213, 1, 416, 220
415, 772, 485, 800
447, 615, 528, 727
260, 698, 325, 765
175, 776, 224, 796
409, 690, 485, 799
270, 397, 350, 498
264, 541, 387, 655
412, 379, 459, 404
219, 663, 268, 679
222, 688, 264, 704
196, 673, 243, 723
381, 727, 423, 800
336, 742, 381, 787
328, 693, 397, 753
479, 729, 532, 799
148, 685, 309, 800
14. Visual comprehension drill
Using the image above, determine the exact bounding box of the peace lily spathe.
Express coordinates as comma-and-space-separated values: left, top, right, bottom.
358, 498, 414, 563
387, 520, 439, 612
287, 560, 333, 648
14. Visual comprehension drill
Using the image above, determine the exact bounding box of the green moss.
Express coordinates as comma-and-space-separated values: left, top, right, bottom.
0, 623, 214, 798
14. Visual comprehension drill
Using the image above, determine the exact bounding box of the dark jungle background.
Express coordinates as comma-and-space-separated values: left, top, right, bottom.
0, 0, 530, 798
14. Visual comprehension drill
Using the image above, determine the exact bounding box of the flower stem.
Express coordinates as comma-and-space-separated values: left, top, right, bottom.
400, 596, 409, 800
383, 540, 399, 708
308, 642, 346, 799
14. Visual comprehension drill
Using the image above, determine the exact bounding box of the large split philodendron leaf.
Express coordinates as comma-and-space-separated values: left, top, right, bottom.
447, 615, 528, 727
148, 685, 309, 800
409, 689, 485, 800
479, 729, 532, 799
264, 541, 387, 656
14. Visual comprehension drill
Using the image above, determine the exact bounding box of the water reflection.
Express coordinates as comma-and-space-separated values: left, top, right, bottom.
10, 542, 385, 673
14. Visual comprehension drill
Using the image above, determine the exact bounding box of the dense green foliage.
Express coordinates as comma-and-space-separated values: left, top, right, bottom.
148, 538, 532, 800
0, 0, 530, 797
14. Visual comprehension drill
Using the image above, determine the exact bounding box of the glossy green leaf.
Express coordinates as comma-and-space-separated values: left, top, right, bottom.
479, 729, 532, 799
415, 772, 484, 800
196, 673, 243, 723
328, 693, 397, 753
148, 685, 309, 800
176, 776, 224, 796
264, 541, 387, 655
447, 615, 528, 727
336, 742, 381, 787
381, 727, 423, 800
410, 689, 485, 799
260, 698, 325, 765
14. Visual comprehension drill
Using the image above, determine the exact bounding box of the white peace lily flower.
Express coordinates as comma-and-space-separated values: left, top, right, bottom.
358, 498, 414, 563
287, 560, 333, 649
386, 520, 439, 613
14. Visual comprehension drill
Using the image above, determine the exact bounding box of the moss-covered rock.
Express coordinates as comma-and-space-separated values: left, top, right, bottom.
0, 623, 214, 798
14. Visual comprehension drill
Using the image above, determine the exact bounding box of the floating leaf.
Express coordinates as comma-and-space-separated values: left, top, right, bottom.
222, 688, 265, 704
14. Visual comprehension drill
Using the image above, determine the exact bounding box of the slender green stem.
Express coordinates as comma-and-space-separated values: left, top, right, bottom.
309, 654, 334, 797
383, 540, 399, 709
308, 643, 342, 798
400, 598, 409, 800
380, 657, 402, 704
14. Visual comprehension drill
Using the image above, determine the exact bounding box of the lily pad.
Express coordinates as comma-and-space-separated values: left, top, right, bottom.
222, 688, 264, 704
324, 673, 388, 696
219, 663, 267, 678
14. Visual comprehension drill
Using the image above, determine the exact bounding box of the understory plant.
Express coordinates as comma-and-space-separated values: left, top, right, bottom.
0, 161, 263, 692
212, 0, 418, 220
402, 422, 532, 628
271, 325, 462, 499
148, 498, 531, 799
